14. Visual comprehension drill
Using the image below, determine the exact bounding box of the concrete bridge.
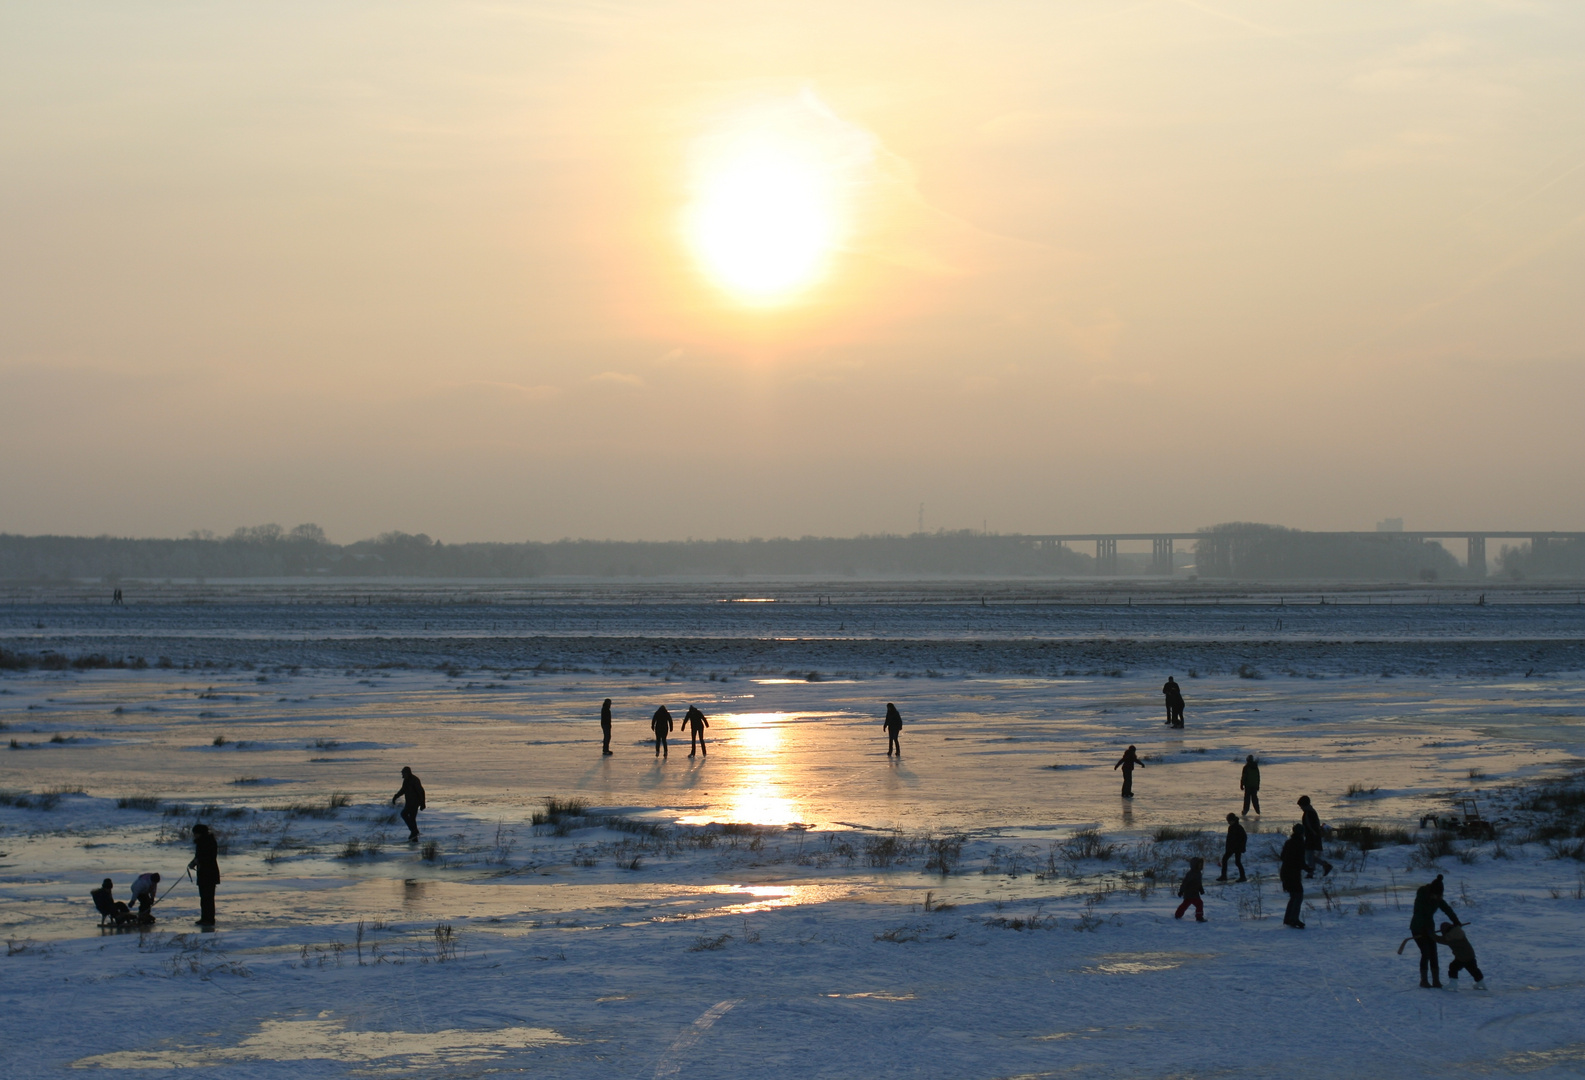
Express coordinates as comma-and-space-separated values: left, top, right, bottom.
1018, 531, 1585, 577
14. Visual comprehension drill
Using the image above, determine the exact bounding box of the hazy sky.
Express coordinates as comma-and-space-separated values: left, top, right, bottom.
3, 1, 1584, 543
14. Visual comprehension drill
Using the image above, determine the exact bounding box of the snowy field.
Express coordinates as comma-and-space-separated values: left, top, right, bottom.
3, 582, 1584, 1078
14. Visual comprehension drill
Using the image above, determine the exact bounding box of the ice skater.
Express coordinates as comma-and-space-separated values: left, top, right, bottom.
1436, 921, 1484, 986
600, 698, 613, 755
1113, 744, 1143, 798
1279, 824, 1306, 928
651, 705, 674, 758
1162, 676, 1184, 727
391, 766, 426, 842
188, 823, 220, 926
1240, 755, 1261, 815
1217, 812, 1247, 882
1297, 796, 1332, 877
129, 871, 161, 923
1410, 874, 1460, 988
883, 703, 903, 757
1174, 856, 1207, 921
683, 705, 709, 757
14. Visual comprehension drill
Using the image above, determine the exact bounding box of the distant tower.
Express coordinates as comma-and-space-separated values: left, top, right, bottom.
918, 503, 924, 534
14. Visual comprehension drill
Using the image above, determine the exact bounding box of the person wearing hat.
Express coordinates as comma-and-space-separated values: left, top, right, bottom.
129, 871, 161, 923
188, 823, 220, 926
1410, 874, 1461, 988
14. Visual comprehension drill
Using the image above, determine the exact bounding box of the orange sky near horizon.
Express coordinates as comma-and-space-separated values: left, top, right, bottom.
2, 1, 1584, 543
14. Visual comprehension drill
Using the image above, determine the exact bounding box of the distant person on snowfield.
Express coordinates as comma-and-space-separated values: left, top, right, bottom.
1240, 755, 1261, 815
1218, 813, 1247, 882
1410, 874, 1460, 988
600, 699, 613, 755
1162, 677, 1184, 727
1297, 796, 1332, 877
188, 823, 220, 926
1113, 745, 1143, 798
1279, 824, 1307, 928
130, 871, 161, 923
1174, 856, 1207, 922
883, 703, 903, 757
1436, 921, 1483, 986
683, 705, 709, 757
391, 766, 426, 842
651, 706, 674, 759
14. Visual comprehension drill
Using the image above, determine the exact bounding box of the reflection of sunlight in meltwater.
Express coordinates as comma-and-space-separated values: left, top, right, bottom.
724, 713, 802, 825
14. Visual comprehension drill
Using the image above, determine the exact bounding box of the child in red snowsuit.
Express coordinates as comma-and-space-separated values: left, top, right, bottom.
1174, 857, 1207, 922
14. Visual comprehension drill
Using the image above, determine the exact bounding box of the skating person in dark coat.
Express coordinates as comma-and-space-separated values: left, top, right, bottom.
1410, 874, 1460, 988
130, 872, 161, 923
1436, 921, 1483, 985
1162, 677, 1184, 727
1297, 796, 1332, 877
683, 706, 709, 757
651, 706, 674, 758
1279, 824, 1307, 928
187, 823, 220, 926
1113, 745, 1143, 798
1240, 755, 1261, 815
600, 699, 613, 755
883, 703, 903, 757
1218, 813, 1247, 881
1174, 857, 1207, 921
391, 766, 426, 841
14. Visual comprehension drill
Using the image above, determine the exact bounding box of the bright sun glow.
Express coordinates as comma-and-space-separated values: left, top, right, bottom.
684, 94, 871, 307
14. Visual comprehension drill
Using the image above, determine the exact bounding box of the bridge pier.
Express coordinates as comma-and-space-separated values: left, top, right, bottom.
1467, 535, 1486, 578
1095, 538, 1118, 576
1151, 537, 1174, 575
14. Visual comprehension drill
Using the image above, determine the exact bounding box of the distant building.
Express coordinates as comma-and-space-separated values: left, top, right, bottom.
1376, 518, 1403, 533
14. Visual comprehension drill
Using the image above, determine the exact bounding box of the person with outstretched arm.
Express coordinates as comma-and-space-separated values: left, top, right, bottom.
188, 823, 220, 926
883, 703, 904, 757
129, 871, 161, 923
1410, 874, 1460, 988
1240, 755, 1261, 815
1279, 824, 1307, 928
682, 705, 709, 757
651, 705, 674, 759
1113, 745, 1143, 798
391, 766, 426, 842
600, 698, 613, 756
1217, 813, 1247, 882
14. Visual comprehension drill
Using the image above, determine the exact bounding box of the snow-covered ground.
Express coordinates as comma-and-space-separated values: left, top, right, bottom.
3, 584, 1584, 1077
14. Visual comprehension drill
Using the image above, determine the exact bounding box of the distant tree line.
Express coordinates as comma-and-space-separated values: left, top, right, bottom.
1193, 523, 1465, 580
0, 528, 1089, 580
1497, 539, 1585, 580
2, 522, 1552, 581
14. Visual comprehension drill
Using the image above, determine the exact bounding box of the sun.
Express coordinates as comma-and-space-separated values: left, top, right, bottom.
682, 94, 870, 307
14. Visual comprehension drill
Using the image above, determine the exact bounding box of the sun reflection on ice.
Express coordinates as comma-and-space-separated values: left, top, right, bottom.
674, 712, 806, 827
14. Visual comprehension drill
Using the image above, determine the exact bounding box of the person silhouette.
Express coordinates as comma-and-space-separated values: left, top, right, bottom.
1240, 755, 1261, 815
600, 698, 613, 755
1162, 676, 1182, 725
682, 706, 709, 757
188, 823, 220, 925
391, 766, 426, 842
1113, 744, 1143, 798
651, 706, 674, 758
883, 703, 903, 757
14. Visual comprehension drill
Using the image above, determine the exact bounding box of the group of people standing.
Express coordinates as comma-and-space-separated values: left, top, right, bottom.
596, 699, 907, 759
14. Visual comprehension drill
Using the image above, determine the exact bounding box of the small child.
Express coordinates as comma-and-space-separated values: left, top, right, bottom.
1435, 921, 1484, 986
1175, 857, 1207, 922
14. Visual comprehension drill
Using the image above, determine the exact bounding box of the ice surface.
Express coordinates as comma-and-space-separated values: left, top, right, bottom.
3, 583, 1584, 1077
